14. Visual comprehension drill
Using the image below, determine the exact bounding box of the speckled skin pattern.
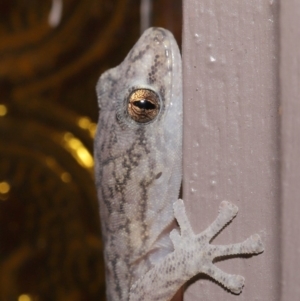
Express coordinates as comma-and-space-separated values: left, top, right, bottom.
94, 27, 264, 301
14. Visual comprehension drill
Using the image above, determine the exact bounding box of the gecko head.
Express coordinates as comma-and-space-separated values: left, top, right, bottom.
96, 27, 182, 129
95, 27, 182, 186
119, 27, 182, 128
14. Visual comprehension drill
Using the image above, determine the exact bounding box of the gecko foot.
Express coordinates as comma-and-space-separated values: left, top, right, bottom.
171, 199, 264, 294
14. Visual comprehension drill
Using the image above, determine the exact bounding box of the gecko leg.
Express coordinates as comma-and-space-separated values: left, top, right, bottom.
171, 199, 264, 294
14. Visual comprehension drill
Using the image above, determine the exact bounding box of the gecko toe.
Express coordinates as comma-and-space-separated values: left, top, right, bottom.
226, 275, 245, 294
249, 234, 264, 253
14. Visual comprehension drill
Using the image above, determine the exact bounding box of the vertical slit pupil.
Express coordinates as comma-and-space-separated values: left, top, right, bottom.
133, 100, 156, 110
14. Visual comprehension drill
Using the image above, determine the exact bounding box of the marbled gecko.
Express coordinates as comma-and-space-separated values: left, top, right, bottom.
94, 27, 264, 301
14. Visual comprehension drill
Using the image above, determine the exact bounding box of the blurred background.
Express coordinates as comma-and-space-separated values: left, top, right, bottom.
0, 1, 181, 300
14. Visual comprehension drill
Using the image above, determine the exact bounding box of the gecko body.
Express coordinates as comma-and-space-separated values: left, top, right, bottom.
94, 27, 264, 301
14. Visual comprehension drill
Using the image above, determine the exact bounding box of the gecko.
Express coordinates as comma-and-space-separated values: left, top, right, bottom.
94, 27, 264, 301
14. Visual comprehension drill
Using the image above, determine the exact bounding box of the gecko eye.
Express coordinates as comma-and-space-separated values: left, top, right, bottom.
127, 89, 160, 123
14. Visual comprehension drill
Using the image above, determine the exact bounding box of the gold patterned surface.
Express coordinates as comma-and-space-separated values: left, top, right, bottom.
0, 101, 105, 301
0, 1, 181, 300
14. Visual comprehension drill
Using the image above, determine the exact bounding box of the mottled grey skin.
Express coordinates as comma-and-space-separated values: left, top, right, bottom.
95, 27, 264, 301
94, 28, 182, 301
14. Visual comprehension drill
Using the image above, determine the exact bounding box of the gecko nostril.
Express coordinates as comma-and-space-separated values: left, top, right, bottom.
155, 172, 162, 179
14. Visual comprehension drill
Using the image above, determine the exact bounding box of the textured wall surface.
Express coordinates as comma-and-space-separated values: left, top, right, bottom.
182, 0, 280, 300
